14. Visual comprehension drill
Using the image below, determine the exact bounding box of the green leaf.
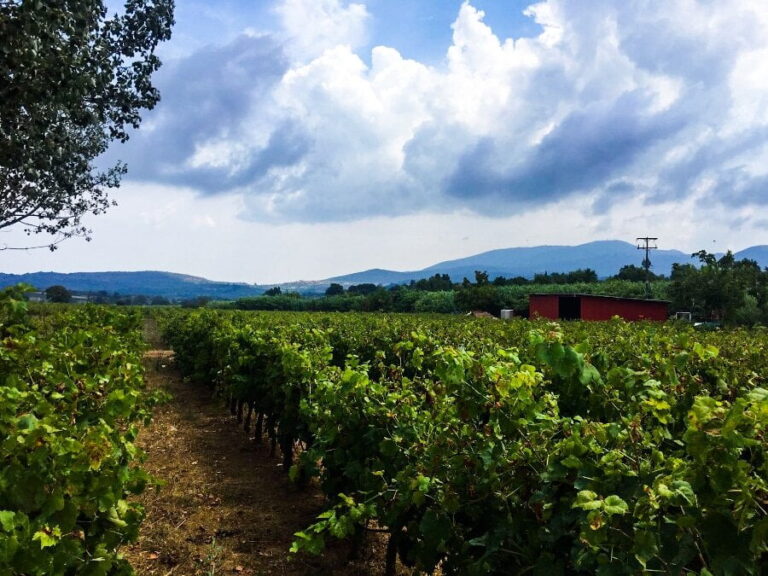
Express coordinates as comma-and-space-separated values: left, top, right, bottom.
670, 480, 696, 506
16, 414, 39, 431
0, 511, 14, 532
750, 517, 768, 554
688, 396, 718, 429
290, 530, 325, 555
633, 530, 658, 568
602, 495, 628, 516
573, 491, 602, 511
561, 455, 583, 469
692, 342, 719, 360
579, 363, 602, 386
419, 509, 452, 548
561, 347, 583, 376
32, 526, 61, 549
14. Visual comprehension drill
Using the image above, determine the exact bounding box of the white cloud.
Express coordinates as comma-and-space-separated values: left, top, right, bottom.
523, 2, 564, 48
11, 1, 768, 282
275, 0, 370, 62
114, 0, 768, 226
728, 46, 768, 134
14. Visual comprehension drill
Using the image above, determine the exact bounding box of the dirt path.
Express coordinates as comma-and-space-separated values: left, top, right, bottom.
125, 348, 388, 576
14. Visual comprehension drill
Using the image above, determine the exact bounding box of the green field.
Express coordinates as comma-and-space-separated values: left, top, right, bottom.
163, 309, 768, 575
0, 292, 161, 575
2, 296, 765, 575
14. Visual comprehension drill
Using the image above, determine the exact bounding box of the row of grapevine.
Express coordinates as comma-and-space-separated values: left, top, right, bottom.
0, 289, 161, 575
162, 309, 768, 575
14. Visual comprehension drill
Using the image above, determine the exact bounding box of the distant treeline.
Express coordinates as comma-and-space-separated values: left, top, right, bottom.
35, 251, 768, 325
214, 280, 666, 317
37, 285, 174, 305
214, 266, 666, 317
213, 253, 768, 326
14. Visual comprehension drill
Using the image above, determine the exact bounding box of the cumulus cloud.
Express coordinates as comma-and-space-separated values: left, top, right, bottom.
275, 0, 369, 61
103, 33, 306, 191
112, 0, 768, 223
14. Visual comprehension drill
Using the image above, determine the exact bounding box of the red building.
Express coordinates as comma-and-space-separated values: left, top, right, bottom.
529, 294, 669, 321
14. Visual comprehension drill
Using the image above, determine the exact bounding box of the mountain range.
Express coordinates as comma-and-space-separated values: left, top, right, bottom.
290, 241, 768, 293
2, 241, 767, 299
0, 271, 263, 300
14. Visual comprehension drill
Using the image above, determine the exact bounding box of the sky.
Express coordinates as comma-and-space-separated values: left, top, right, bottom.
3, 0, 768, 283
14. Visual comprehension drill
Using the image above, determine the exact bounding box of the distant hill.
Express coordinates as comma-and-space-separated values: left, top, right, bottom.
420, 240, 694, 281
0, 271, 265, 300
322, 240, 706, 288
322, 268, 423, 286
734, 245, 768, 264
4, 241, 767, 299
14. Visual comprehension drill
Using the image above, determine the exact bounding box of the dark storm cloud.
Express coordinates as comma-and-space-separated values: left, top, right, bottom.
592, 181, 637, 214
167, 120, 312, 193
709, 168, 768, 206
653, 126, 768, 204
444, 91, 687, 211
104, 33, 306, 190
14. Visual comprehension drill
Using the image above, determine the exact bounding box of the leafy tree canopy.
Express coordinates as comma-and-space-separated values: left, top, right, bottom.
348, 283, 379, 295
474, 270, 489, 286
670, 250, 767, 323
408, 273, 453, 292
180, 296, 210, 308
614, 264, 661, 282
492, 275, 529, 286
44, 284, 71, 303
325, 283, 344, 296
0, 0, 174, 249
534, 268, 598, 284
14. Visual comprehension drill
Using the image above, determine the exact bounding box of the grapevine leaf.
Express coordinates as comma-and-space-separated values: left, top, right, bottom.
0, 511, 14, 532
633, 530, 658, 568
32, 526, 61, 548
573, 491, 602, 511
603, 495, 628, 516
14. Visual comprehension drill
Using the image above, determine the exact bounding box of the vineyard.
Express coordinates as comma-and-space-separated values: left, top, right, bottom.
1, 298, 766, 575
161, 309, 768, 575
0, 288, 162, 575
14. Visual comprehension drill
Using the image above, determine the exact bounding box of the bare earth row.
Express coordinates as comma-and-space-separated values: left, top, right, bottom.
126, 350, 393, 576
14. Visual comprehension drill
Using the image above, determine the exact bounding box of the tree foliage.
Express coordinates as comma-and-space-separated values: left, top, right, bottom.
492, 274, 529, 286
347, 283, 379, 295
614, 264, 661, 282
473, 270, 489, 285
670, 251, 768, 324
44, 284, 71, 303
533, 268, 598, 284
215, 253, 768, 325
0, 0, 174, 248
408, 273, 453, 292
325, 282, 344, 296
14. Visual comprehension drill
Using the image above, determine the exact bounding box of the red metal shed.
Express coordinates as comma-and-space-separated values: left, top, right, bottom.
529, 294, 669, 321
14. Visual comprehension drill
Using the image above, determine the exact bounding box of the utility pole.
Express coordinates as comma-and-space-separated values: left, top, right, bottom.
637, 237, 658, 299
